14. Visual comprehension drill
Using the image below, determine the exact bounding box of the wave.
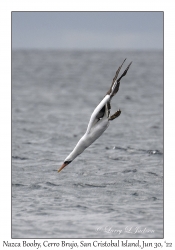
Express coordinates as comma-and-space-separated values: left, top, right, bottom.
12, 183, 26, 187
74, 183, 106, 188
12, 156, 28, 160
106, 146, 163, 155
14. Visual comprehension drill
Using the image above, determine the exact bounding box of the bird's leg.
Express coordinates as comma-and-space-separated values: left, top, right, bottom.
109, 109, 121, 120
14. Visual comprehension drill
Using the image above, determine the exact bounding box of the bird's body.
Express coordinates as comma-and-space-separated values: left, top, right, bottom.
58, 59, 132, 172
64, 95, 110, 163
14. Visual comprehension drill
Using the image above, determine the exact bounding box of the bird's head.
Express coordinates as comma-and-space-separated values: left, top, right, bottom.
57, 160, 72, 173
58, 136, 87, 173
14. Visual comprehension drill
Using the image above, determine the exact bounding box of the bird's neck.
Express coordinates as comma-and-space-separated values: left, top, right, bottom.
65, 135, 87, 162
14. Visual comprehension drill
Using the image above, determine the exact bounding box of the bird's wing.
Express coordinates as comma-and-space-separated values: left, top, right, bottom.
107, 59, 132, 98
86, 95, 110, 134
86, 59, 132, 134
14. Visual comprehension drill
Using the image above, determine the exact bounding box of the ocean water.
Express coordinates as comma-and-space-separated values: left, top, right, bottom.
12, 50, 163, 238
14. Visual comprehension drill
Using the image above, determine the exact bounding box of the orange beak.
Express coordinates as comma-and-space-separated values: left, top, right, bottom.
57, 162, 69, 173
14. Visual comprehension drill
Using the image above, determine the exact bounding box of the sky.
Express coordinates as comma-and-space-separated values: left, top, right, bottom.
1, 2, 175, 242
12, 12, 163, 50
12, 11, 163, 50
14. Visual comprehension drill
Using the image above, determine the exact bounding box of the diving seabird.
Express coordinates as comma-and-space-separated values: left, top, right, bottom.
58, 59, 132, 173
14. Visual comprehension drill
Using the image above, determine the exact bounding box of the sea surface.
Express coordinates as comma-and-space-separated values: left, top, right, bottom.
12, 50, 163, 238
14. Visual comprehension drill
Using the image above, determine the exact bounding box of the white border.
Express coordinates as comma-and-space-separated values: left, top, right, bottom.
1, 0, 175, 248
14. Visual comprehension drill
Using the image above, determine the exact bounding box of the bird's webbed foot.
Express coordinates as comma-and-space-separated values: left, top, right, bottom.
109, 109, 121, 120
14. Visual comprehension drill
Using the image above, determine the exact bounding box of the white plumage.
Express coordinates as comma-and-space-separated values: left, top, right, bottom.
58, 59, 132, 173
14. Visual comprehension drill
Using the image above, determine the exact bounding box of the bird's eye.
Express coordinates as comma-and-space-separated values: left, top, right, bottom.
64, 161, 71, 164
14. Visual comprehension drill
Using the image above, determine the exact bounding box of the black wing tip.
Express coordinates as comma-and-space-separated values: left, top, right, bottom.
127, 61, 133, 71
122, 58, 127, 66
123, 61, 132, 71
124, 59, 132, 66
107, 59, 132, 96
120, 59, 132, 70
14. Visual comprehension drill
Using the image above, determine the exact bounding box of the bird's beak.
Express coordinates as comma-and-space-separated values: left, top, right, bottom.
57, 162, 68, 173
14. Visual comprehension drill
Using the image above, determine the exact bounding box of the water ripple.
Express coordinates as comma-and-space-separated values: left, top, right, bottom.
106, 146, 163, 156
12, 156, 28, 160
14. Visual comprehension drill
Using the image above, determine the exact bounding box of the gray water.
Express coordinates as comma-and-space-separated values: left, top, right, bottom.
12, 50, 163, 239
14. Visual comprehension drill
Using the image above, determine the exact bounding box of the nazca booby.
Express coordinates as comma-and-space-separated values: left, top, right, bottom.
58, 59, 132, 173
